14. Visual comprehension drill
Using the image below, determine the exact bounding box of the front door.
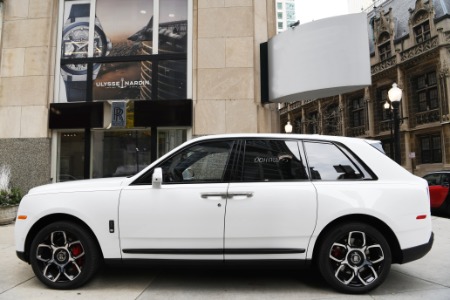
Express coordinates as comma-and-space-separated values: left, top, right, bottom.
119, 139, 235, 260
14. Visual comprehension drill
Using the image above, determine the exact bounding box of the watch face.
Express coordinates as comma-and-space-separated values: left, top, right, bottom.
61, 22, 109, 75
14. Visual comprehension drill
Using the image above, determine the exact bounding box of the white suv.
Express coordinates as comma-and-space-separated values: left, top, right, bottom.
14, 134, 433, 293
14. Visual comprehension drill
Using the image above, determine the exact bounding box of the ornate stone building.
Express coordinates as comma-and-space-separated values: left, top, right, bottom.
280, 0, 450, 175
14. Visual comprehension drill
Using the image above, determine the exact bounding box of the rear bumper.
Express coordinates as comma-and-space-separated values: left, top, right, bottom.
400, 232, 434, 264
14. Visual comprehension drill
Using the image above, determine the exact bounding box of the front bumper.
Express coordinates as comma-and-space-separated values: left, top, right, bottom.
16, 251, 28, 263
400, 232, 434, 264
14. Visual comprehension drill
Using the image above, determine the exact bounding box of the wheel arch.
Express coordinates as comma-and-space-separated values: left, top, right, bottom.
312, 214, 402, 264
23, 213, 104, 263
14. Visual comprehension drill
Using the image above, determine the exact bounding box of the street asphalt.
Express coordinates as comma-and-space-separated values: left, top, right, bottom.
1, 216, 449, 299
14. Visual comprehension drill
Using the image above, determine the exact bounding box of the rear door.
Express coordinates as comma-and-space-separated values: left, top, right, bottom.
424, 173, 449, 208
224, 139, 317, 260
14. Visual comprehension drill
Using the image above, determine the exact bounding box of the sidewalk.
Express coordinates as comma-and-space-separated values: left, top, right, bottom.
1, 216, 449, 299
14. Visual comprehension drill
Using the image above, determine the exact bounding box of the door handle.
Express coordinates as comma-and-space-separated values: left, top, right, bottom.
201, 192, 227, 199
228, 192, 253, 198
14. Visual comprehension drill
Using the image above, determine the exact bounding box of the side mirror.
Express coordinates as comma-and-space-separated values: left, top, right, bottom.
152, 168, 163, 188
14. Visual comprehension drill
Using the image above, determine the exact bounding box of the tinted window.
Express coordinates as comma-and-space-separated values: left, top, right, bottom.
241, 140, 308, 182
304, 141, 372, 180
159, 140, 234, 183
133, 140, 234, 184
424, 173, 441, 186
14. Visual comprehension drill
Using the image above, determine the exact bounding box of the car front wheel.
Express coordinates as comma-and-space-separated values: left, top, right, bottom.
317, 222, 392, 294
29, 221, 101, 289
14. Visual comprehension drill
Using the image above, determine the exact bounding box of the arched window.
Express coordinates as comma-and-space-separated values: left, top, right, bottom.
378, 32, 391, 61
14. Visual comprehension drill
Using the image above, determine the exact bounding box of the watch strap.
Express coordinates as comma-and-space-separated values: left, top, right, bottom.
68, 4, 90, 22
65, 81, 87, 102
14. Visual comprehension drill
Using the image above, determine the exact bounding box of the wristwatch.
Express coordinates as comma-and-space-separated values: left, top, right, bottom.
61, 3, 111, 102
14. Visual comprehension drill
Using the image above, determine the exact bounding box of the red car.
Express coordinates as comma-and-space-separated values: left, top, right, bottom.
423, 171, 450, 215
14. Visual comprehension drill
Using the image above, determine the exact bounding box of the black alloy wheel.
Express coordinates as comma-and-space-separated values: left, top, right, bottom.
317, 222, 392, 294
29, 221, 101, 289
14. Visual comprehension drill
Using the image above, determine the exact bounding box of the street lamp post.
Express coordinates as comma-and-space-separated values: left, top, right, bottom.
388, 83, 402, 164
383, 101, 394, 157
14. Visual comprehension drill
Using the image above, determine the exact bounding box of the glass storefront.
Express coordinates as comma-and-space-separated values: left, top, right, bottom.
57, 129, 188, 182
58, 132, 85, 181
92, 130, 152, 178
54, 0, 192, 182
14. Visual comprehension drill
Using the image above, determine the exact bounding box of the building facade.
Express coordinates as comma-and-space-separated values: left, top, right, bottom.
0, 0, 279, 193
280, 0, 450, 176
275, 0, 296, 33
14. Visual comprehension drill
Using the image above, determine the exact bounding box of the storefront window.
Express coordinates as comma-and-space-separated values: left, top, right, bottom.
58, 132, 85, 181
55, 1, 192, 181
92, 130, 152, 178
57, 129, 187, 181
158, 129, 187, 157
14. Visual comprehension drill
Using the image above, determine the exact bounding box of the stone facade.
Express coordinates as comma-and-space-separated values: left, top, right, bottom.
0, 0, 278, 192
195, 0, 278, 134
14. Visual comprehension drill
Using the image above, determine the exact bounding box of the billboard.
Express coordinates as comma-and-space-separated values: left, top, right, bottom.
267, 13, 371, 102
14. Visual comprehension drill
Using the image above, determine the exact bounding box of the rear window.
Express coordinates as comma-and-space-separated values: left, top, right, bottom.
303, 141, 374, 180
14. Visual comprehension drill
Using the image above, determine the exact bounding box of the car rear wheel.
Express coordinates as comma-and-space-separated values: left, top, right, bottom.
29, 221, 101, 289
317, 222, 391, 294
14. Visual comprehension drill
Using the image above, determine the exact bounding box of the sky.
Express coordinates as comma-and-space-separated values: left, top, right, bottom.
295, 0, 350, 24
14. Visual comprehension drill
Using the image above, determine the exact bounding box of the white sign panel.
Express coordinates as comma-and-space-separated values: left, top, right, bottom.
268, 13, 371, 102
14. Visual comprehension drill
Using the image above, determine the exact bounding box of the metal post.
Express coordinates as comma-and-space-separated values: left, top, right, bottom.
392, 101, 401, 164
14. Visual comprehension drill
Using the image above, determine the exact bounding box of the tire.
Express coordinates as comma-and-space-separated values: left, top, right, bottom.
29, 221, 101, 289
317, 222, 392, 294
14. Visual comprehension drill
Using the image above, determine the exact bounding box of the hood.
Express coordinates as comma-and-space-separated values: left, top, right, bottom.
28, 177, 128, 195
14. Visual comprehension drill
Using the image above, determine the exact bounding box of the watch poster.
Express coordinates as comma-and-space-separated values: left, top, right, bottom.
60, 0, 188, 102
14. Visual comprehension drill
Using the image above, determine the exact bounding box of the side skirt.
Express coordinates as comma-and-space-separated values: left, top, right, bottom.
104, 258, 312, 270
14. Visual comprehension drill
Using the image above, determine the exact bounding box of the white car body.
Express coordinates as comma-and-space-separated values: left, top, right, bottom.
14, 134, 433, 293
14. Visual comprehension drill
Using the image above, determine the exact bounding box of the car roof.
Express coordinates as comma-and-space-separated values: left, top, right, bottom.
424, 171, 450, 175
189, 133, 374, 143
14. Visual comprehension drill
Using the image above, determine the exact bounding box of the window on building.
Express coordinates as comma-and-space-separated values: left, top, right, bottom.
158, 128, 188, 158
294, 117, 302, 134
278, 12, 283, 19
278, 22, 283, 30
381, 139, 393, 159
350, 96, 365, 127
277, 2, 283, 10
58, 132, 85, 182
285, 2, 295, 22
378, 42, 391, 61
324, 104, 340, 135
307, 112, 319, 134
241, 140, 308, 182
378, 87, 391, 121
378, 32, 391, 61
92, 130, 152, 178
414, 21, 431, 44
420, 135, 442, 164
415, 71, 438, 112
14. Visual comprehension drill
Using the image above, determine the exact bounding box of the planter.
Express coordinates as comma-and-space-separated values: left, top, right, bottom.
0, 205, 18, 225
